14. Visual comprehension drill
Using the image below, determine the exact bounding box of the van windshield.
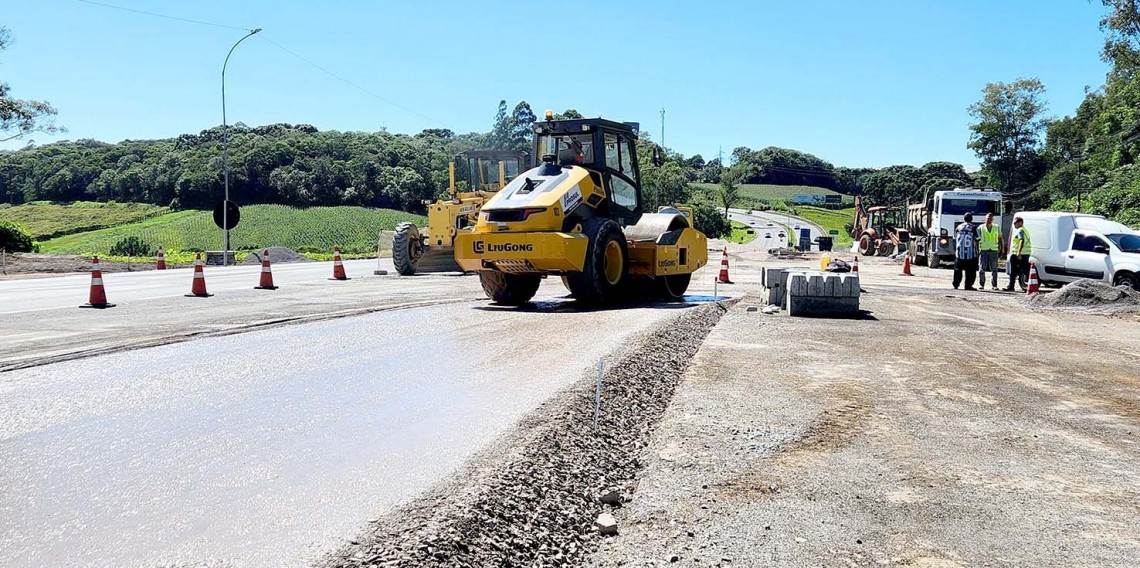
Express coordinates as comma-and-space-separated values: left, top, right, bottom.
941, 199, 1001, 215
1107, 233, 1140, 253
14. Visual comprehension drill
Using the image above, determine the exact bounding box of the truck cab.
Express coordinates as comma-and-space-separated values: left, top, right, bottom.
907, 189, 1006, 268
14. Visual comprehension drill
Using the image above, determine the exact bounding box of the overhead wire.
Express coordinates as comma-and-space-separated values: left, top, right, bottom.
72, 0, 452, 130
75, 0, 252, 31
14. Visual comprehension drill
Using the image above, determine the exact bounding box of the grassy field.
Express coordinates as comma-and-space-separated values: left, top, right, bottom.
0, 201, 168, 240
793, 206, 856, 246
726, 220, 759, 244
41, 204, 425, 259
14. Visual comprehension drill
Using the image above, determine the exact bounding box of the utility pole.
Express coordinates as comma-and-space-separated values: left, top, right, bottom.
660, 107, 665, 149
1076, 155, 1082, 213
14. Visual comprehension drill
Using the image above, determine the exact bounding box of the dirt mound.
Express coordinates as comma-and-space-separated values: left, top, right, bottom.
1028, 279, 1140, 314
240, 247, 313, 264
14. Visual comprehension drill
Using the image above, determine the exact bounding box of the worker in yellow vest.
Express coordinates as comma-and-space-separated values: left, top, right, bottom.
977, 213, 1003, 290
1004, 216, 1033, 292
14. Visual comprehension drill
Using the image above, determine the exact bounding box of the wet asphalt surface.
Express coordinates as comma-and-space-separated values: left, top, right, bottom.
0, 286, 719, 567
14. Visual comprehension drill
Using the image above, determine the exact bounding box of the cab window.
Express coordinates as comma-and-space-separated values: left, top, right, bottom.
620, 138, 637, 183
604, 133, 620, 170
610, 176, 638, 210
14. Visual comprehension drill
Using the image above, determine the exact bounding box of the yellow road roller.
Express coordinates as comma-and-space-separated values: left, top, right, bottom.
455, 114, 708, 305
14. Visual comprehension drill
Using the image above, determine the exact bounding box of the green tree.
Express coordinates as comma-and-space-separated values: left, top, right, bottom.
0, 220, 33, 252
967, 78, 1049, 194
716, 168, 741, 217
508, 101, 536, 152
691, 202, 731, 239
0, 27, 63, 142
489, 100, 511, 149
1099, 0, 1140, 66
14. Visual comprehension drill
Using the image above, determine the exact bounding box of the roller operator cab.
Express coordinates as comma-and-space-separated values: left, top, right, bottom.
454, 115, 709, 305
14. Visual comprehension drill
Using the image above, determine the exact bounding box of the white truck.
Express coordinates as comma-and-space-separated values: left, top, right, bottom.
907, 188, 1008, 268
1016, 211, 1140, 290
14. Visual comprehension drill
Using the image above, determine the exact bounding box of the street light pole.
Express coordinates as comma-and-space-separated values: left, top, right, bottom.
221, 27, 261, 266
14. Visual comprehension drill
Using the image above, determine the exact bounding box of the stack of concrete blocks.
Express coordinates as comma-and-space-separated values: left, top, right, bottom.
784, 270, 860, 317
762, 266, 810, 307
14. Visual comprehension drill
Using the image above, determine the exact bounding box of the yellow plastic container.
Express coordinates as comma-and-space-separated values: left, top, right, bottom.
819, 253, 831, 271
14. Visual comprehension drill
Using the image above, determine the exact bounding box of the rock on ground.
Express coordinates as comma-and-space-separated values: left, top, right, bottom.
240, 246, 313, 264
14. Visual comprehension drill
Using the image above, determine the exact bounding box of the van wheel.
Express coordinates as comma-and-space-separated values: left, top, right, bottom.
1114, 271, 1139, 291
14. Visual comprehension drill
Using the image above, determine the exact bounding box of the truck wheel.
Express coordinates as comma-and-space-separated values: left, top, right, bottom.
392, 222, 422, 276
927, 254, 939, 269
479, 271, 541, 305
565, 217, 628, 304
1114, 271, 1139, 291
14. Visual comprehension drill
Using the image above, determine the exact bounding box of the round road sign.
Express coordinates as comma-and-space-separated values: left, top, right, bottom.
213, 200, 240, 230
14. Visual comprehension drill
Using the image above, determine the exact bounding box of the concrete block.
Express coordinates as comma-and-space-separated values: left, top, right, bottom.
785, 270, 861, 317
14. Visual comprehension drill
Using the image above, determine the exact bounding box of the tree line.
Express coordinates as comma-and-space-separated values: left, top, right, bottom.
964, 1, 1140, 227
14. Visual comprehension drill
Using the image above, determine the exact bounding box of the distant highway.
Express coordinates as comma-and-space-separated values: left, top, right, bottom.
728, 209, 828, 248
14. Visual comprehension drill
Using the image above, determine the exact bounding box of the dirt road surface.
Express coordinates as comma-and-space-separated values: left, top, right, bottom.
592, 253, 1140, 567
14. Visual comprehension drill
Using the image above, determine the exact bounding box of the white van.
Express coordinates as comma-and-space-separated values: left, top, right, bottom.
1015, 211, 1140, 289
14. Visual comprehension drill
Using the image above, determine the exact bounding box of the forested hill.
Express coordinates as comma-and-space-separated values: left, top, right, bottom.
0, 125, 977, 213
0, 124, 485, 211
0, 93, 981, 214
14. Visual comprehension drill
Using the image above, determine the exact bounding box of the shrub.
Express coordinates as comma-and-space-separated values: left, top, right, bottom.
692, 202, 731, 239
0, 221, 34, 252
109, 235, 152, 257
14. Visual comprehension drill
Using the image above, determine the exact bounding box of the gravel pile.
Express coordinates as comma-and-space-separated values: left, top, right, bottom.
324, 301, 732, 568
1028, 279, 1140, 314
239, 247, 312, 264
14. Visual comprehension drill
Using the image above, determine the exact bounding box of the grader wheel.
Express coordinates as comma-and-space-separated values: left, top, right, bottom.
392, 222, 423, 275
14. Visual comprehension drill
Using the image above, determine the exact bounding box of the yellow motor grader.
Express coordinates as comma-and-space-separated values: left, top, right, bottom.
454, 114, 708, 305
392, 150, 527, 274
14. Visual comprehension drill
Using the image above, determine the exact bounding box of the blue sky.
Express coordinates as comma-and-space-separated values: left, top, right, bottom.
2, 0, 1113, 168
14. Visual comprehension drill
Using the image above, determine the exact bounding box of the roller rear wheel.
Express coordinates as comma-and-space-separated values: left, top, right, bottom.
565, 217, 628, 304
479, 271, 541, 306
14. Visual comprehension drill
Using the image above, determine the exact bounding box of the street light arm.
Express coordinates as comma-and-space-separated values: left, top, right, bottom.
222, 28, 262, 130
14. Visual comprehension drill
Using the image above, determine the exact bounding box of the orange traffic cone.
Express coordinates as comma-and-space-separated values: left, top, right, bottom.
1026, 262, 1040, 295
329, 246, 350, 280
901, 255, 912, 276
155, 246, 167, 270
79, 256, 116, 309
717, 246, 732, 284
186, 253, 213, 297
254, 248, 278, 290
852, 255, 860, 273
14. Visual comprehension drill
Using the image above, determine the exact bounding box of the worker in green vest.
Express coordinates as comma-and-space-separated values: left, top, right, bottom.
977, 213, 1003, 290
1005, 216, 1033, 292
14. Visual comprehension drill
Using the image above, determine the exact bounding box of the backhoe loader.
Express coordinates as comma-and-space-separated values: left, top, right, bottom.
392, 150, 527, 275
454, 114, 708, 305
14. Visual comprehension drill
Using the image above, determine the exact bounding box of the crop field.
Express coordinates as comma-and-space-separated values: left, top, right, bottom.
40, 204, 425, 257
0, 201, 168, 240
692, 183, 853, 204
